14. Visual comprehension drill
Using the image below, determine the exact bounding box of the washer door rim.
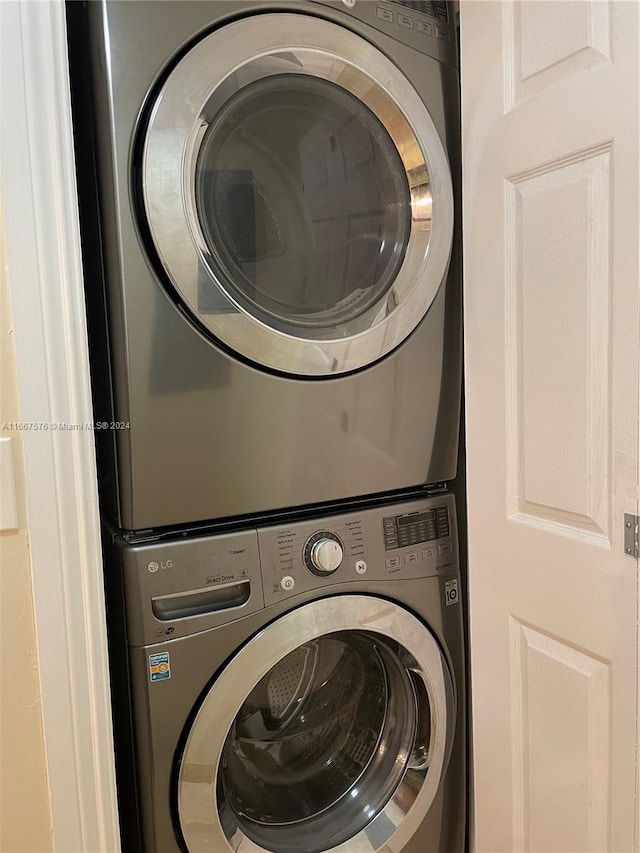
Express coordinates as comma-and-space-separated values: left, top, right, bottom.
176, 594, 454, 853
141, 12, 455, 377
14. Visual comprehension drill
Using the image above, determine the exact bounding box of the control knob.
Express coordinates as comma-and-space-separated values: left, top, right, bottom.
304, 531, 344, 576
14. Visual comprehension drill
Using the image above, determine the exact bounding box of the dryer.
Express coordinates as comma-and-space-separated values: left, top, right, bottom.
108, 493, 465, 852
69, 0, 461, 531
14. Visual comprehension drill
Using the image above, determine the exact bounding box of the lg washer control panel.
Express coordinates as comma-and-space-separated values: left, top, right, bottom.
123, 494, 458, 646
258, 493, 458, 606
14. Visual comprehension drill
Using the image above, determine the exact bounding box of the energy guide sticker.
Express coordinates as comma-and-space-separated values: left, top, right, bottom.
149, 652, 171, 682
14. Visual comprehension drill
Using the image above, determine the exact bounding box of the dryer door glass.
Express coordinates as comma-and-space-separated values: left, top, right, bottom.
195, 74, 411, 331
177, 596, 454, 853
142, 14, 455, 376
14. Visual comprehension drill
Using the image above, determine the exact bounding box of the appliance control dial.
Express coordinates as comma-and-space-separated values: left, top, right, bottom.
304, 531, 344, 576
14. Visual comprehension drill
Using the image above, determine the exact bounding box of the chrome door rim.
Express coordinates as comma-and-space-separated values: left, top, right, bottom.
142, 13, 454, 376
177, 595, 453, 852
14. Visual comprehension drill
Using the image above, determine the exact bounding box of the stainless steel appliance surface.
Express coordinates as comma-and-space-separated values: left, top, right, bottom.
70, 0, 462, 531
112, 493, 465, 852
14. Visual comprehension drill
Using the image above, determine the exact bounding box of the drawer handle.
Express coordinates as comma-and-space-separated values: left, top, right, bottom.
152, 579, 250, 621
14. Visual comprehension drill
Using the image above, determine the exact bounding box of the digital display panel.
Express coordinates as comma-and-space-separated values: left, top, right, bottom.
383, 505, 450, 551
397, 511, 432, 527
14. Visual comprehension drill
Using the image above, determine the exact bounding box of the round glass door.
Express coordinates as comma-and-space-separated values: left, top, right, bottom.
142, 14, 454, 376
195, 74, 411, 333
177, 596, 454, 852
220, 632, 415, 852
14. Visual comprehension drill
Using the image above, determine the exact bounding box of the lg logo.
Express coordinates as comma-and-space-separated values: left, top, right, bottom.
147, 559, 174, 573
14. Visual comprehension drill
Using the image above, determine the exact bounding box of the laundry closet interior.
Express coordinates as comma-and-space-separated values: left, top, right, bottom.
2, 1, 638, 852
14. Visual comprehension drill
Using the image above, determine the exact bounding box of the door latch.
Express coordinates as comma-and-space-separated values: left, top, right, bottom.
624, 514, 639, 558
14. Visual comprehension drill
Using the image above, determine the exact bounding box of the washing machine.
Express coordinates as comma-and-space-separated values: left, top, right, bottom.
107, 492, 465, 851
68, 0, 462, 532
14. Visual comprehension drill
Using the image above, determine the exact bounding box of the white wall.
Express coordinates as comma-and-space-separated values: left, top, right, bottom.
0, 212, 52, 852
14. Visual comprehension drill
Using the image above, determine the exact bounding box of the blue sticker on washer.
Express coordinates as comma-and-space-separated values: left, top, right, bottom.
149, 652, 171, 681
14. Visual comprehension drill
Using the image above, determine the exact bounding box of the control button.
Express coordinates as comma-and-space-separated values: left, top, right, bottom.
436, 26, 450, 40
304, 531, 344, 576
355, 560, 368, 575
280, 575, 295, 591
385, 556, 403, 569
311, 538, 343, 573
376, 7, 394, 22
422, 546, 437, 559
439, 543, 453, 555
398, 13, 413, 28
404, 551, 420, 564
435, 506, 450, 538
417, 20, 433, 35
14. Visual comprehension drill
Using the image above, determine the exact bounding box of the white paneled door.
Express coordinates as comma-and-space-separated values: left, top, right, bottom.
461, 2, 639, 851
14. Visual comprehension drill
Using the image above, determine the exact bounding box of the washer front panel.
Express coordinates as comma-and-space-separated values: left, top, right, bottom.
122, 494, 459, 647
177, 595, 453, 852
142, 13, 454, 375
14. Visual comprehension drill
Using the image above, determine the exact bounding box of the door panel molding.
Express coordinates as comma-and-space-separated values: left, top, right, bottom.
510, 617, 611, 852
504, 0, 612, 111
505, 143, 613, 542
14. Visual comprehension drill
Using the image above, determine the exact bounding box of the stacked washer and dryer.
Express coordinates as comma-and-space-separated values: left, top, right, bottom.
67, 1, 465, 851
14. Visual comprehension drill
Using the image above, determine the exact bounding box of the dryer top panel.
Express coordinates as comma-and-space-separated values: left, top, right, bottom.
311, 0, 458, 66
